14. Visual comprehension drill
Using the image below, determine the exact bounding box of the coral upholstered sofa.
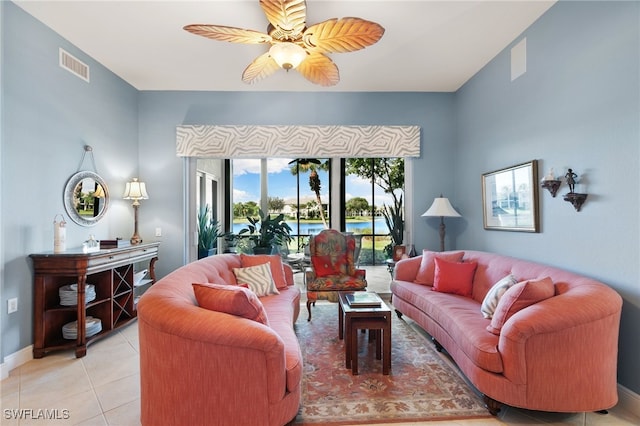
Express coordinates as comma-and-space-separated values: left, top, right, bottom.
390, 250, 622, 415
137, 254, 302, 426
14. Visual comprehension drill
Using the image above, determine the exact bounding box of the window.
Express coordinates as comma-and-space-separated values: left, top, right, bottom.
344, 158, 405, 265
230, 158, 330, 253
225, 157, 404, 262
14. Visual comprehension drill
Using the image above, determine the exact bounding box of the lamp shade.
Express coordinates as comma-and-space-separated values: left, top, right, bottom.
421, 196, 461, 218
123, 178, 149, 200
269, 42, 307, 70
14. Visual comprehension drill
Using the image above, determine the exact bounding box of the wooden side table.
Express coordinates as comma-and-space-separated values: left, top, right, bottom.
30, 242, 159, 358
350, 316, 391, 375
338, 292, 392, 375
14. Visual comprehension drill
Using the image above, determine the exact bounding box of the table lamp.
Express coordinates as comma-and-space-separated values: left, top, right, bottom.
123, 178, 149, 244
421, 195, 461, 252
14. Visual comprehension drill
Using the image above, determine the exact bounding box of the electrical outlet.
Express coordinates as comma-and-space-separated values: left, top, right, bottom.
155, 228, 162, 237
8, 298, 18, 314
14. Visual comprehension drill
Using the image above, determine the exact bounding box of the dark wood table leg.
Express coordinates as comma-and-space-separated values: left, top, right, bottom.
345, 314, 352, 369
383, 316, 391, 375
351, 320, 359, 375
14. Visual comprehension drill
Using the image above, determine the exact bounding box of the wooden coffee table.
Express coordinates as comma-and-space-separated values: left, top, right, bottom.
338, 292, 392, 375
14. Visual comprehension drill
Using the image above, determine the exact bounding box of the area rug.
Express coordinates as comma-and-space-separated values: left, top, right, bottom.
292, 299, 491, 425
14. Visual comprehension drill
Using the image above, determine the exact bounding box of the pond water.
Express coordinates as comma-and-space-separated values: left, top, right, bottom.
232, 217, 389, 235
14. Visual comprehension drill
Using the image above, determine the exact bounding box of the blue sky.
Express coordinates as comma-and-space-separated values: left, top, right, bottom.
232, 159, 394, 206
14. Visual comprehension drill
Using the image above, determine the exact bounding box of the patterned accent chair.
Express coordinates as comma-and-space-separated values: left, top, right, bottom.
305, 229, 367, 320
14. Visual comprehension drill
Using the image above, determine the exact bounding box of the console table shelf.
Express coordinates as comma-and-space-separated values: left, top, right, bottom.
30, 242, 159, 358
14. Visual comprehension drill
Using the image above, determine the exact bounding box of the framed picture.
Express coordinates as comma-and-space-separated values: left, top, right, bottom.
482, 160, 539, 232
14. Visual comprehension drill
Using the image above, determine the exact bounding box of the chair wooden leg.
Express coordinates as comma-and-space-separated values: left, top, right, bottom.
306, 299, 313, 321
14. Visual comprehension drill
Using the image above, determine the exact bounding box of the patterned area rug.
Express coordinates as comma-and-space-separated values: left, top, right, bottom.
293, 299, 491, 425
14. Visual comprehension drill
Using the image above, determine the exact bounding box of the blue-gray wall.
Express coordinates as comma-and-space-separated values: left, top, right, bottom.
137, 91, 456, 278
2, 0, 639, 397
1, 2, 139, 359
453, 0, 639, 392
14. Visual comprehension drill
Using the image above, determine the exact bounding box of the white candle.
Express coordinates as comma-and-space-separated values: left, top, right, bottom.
54, 214, 66, 253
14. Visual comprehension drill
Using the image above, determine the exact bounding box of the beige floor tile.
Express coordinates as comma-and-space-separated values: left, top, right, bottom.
0, 390, 20, 426
103, 398, 141, 426
586, 408, 640, 425
118, 323, 140, 352
94, 373, 140, 413
74, 414, 108, 426
82, 338, 139, 388
20, 361, 93, 408
83, 353, 139, 389
1, 369, 20, 397
15, 390, 102, 426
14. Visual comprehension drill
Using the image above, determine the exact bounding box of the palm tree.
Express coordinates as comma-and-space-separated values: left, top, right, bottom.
289, 159, 329, 228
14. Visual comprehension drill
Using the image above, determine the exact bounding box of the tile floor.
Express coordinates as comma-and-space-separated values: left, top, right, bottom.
2, 265, 638, 426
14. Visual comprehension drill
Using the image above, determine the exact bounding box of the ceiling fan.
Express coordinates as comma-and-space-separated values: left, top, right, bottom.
183, 0, 384, 87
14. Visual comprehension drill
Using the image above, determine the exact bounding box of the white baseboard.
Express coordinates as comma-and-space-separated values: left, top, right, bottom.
1, 345, 33, 380
618, 383, 640, 418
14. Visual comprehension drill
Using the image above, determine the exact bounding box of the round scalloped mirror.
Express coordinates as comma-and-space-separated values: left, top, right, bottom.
63, 171, 110, 226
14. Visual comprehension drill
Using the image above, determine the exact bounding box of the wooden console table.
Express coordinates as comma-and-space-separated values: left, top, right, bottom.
30, 242, 159, 358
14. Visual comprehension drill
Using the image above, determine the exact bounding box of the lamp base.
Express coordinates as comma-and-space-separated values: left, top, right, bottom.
130, 203, 143, 245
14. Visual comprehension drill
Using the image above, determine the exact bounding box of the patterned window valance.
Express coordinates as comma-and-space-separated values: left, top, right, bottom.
176, 125, 421, 158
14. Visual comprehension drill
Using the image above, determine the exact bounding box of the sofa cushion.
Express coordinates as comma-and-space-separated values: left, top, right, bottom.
480, 274, 519, 319
414, 250, 464, 285
390, 280, 503, 373
487, 277, 555, 335
240, 254, 288, 289
432, 257, 477, 297
233, 263, 280, 297
192, 282, 269, 325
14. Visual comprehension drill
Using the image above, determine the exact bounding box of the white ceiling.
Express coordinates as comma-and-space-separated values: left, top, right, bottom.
14, 0, 556, 92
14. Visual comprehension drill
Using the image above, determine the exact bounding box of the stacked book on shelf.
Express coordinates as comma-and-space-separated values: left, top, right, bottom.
99, 239, 131, 249
59, 284, 96, 306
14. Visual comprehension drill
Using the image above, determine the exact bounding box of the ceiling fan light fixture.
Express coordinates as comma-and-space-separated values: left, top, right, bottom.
269, 42, 306, 70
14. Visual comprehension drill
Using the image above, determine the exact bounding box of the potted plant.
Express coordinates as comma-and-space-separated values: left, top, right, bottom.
197, 204, 220, 259
239, 208, 292, 254
382, 195, 404, 259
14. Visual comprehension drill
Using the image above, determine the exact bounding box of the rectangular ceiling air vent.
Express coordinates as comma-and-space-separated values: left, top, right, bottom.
59, 48, 90, 82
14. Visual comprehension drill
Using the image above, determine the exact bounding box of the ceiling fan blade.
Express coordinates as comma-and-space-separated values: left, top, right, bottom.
296, 52, 340, 87
184, 24, 272, 44
260, 0, 306, 40
302, 17, 385, 53
242, 52, 281, 84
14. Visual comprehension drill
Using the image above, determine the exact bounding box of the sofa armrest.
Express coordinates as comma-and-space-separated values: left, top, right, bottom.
498, 283, 622, 390
394, 256, 422, 281
138, 297, 289, 405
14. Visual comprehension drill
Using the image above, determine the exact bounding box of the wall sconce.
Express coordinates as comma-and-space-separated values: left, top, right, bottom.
562, 168, 588, 212
123, 178, 149, 244
421, 195, 462, 252
540, 168, 561, 197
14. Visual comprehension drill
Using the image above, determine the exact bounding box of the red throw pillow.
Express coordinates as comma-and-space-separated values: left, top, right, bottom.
414, 250, 465, 285
311, 255, 340, 277
432, 257, 477, 297
486, 277, 555, 335
240, 254, 288, 289
192, 283, 269, 325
